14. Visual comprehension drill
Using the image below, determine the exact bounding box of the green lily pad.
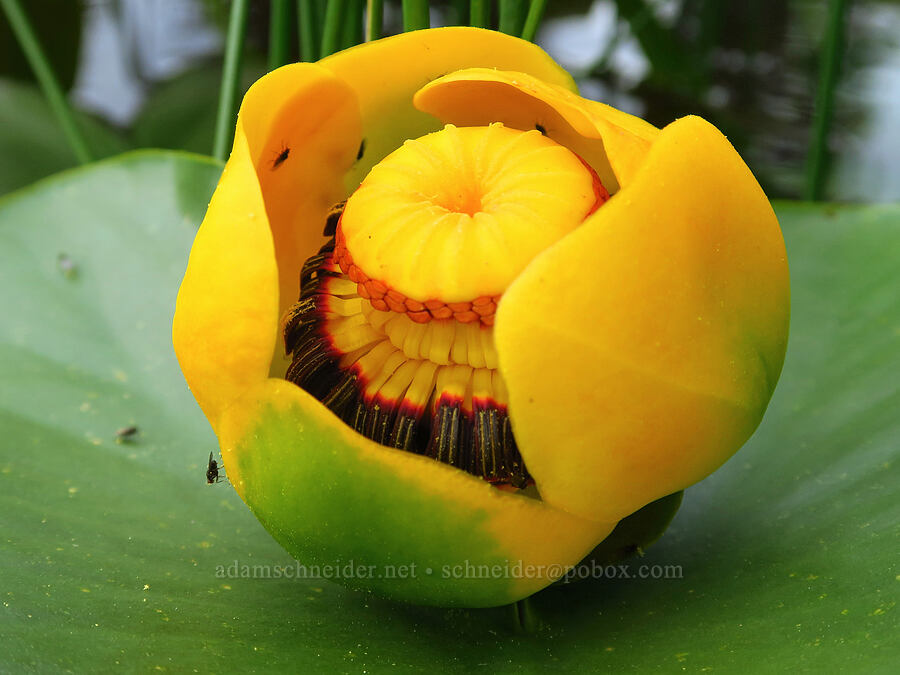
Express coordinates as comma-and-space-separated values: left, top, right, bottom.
0, 154, 897, 670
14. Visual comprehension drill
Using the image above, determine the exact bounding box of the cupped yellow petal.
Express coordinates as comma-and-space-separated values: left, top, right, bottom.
218, 378, 615, 607
414, 67, 659, 193
494, 115, 789, 523
173, 63, 361, 428
320, 27, 576, 192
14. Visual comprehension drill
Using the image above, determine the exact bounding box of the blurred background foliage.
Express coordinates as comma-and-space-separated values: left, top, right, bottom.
1, 0, 898, 201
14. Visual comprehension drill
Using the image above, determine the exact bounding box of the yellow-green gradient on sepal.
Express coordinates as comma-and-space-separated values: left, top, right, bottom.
218, 379, 615, 607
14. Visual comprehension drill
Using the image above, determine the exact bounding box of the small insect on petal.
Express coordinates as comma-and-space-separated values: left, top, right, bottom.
271, 144, 290, 170
206, 452, 227, 484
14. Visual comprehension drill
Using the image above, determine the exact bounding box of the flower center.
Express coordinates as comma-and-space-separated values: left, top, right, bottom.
282, 124, 608, 487
339, 123, 606, 306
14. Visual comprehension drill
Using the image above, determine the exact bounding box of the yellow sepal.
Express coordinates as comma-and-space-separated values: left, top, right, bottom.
173, 63, 361, 428
495, 115, 790, 523
217, 379, 615, 606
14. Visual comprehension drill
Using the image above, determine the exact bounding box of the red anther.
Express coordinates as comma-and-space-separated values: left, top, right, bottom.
385, 295, 406, 313
369, 279, 388, 296
333, 223, 502, 326
430, 306, 453, 320
454, 310, 479, 323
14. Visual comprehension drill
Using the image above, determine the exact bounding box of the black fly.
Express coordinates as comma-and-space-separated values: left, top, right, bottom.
206, 452, 225, 484
271, 144, 290, 170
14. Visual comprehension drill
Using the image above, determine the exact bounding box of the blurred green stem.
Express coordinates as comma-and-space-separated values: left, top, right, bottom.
511, 597, 538, 633
450, 0, 469, 25
213, 0, 249, 161
320, 0, 343, 58
806, 0, 848, 201
402, 0, 430, 31
0, 0, 92, 164
268, 0, 292, 70
499, 0, 526, 36
470, 0, 490, 28
298, 0, 319, 61
521, 0, 548, 42
612, 0, 699, 93
341, 0, 364, 49
366, 0, 383, 41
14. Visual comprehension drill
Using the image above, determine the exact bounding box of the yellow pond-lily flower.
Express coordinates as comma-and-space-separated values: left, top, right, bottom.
173, 27, 789, 607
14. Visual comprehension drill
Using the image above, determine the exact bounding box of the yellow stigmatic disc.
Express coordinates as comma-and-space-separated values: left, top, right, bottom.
339, 123, 600, 304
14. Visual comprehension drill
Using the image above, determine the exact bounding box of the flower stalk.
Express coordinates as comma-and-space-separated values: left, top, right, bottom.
0, 0, 92, 164
498, 0, 527, 36
402, 0, 430, 31
340, 0, 365, 50
469, 0, 490, 28
366, 0, 383, 41
297, 0, 320, 61
521, 0, 549, 42
806, 0, 848, 201
319, 0, 344, 58
212, 0, 250, 161
268, 0, 293, 71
